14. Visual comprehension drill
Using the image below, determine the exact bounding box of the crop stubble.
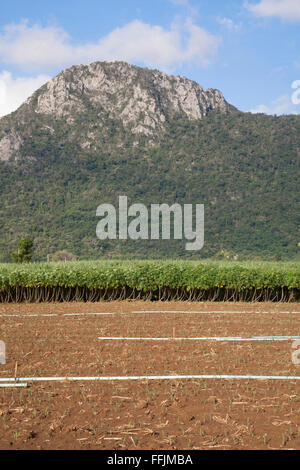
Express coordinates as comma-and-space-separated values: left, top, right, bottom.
0, 301, 300, 450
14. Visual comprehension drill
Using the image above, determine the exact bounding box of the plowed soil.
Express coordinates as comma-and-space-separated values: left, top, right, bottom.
0, 301, 300, 450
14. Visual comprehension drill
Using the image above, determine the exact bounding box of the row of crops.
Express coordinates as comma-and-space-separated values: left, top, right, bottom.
0, 260, 299, 302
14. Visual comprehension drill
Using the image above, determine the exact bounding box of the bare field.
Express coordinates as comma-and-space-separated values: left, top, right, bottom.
0, 301, 300, 450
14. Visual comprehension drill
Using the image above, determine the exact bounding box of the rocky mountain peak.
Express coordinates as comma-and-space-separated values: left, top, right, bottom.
0, 61, 232, 161
31, 61, 230, 132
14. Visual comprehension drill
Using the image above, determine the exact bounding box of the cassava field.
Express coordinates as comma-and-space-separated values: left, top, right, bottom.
0, 261, 300, 450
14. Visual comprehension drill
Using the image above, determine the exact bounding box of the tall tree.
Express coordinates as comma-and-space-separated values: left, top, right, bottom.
12, 238, 33, 263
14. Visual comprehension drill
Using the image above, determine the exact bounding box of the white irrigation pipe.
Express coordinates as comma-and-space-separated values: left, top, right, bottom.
1, 314, 57, 317
0, 383, 28, 388
1, 311, 299, 317
1, 314, 44, 317
0, 375, 300, 383
70, 313, 115, 316
98, 336, 300, 342
132, 310, 250, 314
1, 313, 115, 318
131, 310, 300, 314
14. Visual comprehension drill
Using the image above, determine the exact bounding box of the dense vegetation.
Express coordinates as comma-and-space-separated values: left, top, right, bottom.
0, 67, 299, 261
0, 260, 299, 302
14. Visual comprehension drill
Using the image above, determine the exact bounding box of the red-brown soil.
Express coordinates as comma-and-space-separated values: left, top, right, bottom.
0, 301, 300, 450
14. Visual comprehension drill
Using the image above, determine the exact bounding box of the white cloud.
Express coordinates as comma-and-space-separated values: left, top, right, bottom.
169, 0, 199, 16
250, 93, 300, 115
0, 71, 50, 117
0, 19, 220, 72
245, 0, 300, 21
216, 17, 241, 31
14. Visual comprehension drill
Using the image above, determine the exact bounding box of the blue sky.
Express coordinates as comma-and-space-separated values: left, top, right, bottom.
0, 0, 299, 117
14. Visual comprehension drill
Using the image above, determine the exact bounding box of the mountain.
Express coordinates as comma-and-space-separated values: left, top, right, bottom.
0, 61, 299, 261
0, 61, 232, 159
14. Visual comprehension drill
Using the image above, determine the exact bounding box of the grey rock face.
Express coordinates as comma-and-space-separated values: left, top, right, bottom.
0, 61, 231, 160
32, 61, 230, 134
0, 130, 23, 161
